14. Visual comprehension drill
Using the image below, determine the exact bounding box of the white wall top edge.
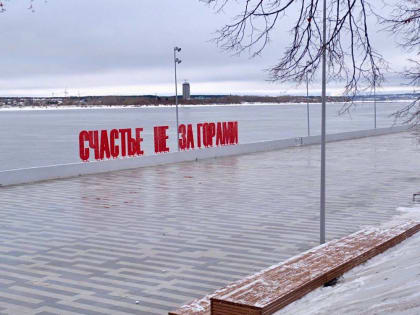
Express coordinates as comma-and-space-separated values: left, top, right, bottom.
0, 125, 411, 187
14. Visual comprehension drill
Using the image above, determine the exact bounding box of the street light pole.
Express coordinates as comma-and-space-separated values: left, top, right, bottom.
320, 0, 327, 244
306, 69, 311, 137
374, 81, 377, 129
174, 47, 182, 151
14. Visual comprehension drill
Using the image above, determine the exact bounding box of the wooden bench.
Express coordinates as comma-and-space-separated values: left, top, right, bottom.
169, 221, 420, 315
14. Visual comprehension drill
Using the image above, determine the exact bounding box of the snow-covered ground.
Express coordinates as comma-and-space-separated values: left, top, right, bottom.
276, 205, 420, 315
0, 99, 414, 111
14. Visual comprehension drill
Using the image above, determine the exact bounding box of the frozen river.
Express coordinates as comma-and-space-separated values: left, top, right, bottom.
0, 102, 408, 171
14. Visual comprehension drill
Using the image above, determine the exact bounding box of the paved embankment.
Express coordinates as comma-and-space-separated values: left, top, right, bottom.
0, 132, 418, 314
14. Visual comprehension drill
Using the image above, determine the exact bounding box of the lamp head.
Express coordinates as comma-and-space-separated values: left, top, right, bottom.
174, 47, 181, 52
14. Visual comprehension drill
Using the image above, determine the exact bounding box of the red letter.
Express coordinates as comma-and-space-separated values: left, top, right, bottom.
226, 121, 238, 145
186, 124, 195, 149
160, 126, 169, 152
100, 130, 111, 160
154, 126, 170, 153
197, 123, 203, 148
110, 129, 119, 158
154, 127, 160, 153
79, 130, 90, 162
135, 128, 144, 156
127, 129, 136, 156
207, 123, 216, 147
202, 123, 209, 147
216, 122, 224, 146
119, 128, 130, 157
179, 124, 186, 150
222, 122, 229, 144
231, 121, 238, 144
88, 130, 100, 160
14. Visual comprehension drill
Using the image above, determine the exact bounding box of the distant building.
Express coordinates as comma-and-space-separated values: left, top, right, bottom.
182, 82, 191, 100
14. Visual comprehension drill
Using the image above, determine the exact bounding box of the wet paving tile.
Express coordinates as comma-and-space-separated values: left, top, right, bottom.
0, 132, 419, 314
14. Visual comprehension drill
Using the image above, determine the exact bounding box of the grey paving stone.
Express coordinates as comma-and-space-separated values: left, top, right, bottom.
0, 132, 419, 314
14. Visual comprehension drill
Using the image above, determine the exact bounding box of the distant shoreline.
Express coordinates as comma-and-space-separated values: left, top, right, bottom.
0, 93, 417, 110
0, 99, 414, 111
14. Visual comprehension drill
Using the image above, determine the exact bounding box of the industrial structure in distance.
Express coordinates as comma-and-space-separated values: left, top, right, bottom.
183, 81, 191, 100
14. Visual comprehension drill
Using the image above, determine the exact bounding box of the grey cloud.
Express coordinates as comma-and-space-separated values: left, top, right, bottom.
0, 0, 414, 96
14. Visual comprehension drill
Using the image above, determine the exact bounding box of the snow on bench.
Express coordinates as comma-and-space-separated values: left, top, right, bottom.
413, 192, 420, 201
169, 221, 420, 315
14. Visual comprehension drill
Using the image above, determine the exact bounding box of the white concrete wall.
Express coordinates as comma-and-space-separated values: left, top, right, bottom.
0, 125, 411, 187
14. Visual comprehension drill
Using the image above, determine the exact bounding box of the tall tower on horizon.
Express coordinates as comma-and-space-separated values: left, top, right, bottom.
182, 81, 191, 100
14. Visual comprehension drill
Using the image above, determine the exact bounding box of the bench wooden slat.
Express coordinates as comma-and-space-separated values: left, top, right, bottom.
168, 296, 212, 315
211, 221, 420, 314
170, 221, 420, 315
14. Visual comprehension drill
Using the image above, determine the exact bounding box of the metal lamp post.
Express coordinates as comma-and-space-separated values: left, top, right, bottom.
174, 46, 182, 151
374, 81, 377, 129
306, 67, 311, 137
320, 0, 327, 244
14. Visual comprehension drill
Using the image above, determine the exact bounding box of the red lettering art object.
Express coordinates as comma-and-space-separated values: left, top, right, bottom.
79, 121, 238, 162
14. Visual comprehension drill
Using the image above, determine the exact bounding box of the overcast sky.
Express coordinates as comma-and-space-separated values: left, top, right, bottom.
0, 0, 416, 97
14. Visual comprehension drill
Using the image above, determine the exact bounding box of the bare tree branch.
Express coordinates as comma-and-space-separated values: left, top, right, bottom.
203, 0, 386, 100
380, 0, 420, 125
0, 0, 37, 12
381, 0, 420, 51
